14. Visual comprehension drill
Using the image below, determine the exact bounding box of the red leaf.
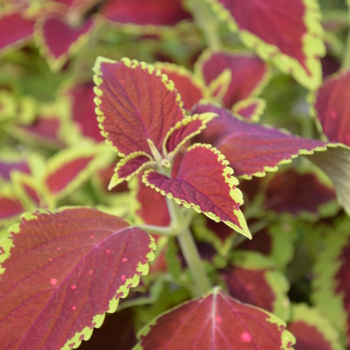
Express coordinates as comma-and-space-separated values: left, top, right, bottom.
0, 11, 35, 54
313, 70, 350, 146
232, 98, 266, 122
100, 0, 191, 26
143, 144, 250, 237
207, 0, 324, 89
62, 81, 105, 142
0, 195, 24, 221
194, 104, 328, 177
0, 207, 155, 349
154, 62, 206, 110
93, 57, 186, 157
0, 159, 30, 181
196, 50, 270, 108
136, 288, 295, 349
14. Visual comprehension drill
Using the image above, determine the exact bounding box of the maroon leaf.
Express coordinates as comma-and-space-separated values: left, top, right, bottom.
0, 159, 30, 181
93, 57, 186, 157
313, 70, 350, 146
136, 287, 295, 349
154, 62, 206, 110
62, 80, 105, 142
263, 169, 337, 216
0, 11, 35, 54
232, 98, 266, 122
0, 207, 155, 349
287, 304, 343, 350
194, 104, 328, 177
207, 0, 324, 89
0, 193, 24, 222
196, 50, 270, 109
100, 0, 191, 26
143, 143, 250, 237
36, 14, 96, 71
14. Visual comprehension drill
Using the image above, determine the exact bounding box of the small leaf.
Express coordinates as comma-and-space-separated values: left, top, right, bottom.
143, 143, 250, 237
221, 252, 290, 321
312, 69, 350, 146
287, 304, 343, 350
232, 97, 266, 122
195, 50, 271, 108
206, 0, 325, 89
0, 10, 35, 55
154, 62, 206, 110
100, 0, 191, 26
0, 157, 30, 181
134, 287, 295, 349
93, 57, 186, 157
0, 188, 25, 223
0, 207, 156, 349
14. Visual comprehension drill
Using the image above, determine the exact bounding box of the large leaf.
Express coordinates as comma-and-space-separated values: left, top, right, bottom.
100, 0, 191, 26
312, 69, 350, 146
134, 287, 295, 349
0, 207, 156, 349
287, 304, 343, 350
221, 252, 290, 321
93, 57, 186, 157
206, 0, 325, 90
143, 143, 250, 237
195, 50, 270, 109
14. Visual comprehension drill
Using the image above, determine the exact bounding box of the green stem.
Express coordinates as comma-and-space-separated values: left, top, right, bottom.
190, 0, 221, 50
166, 198, 211, 297
341, 4, 350, 69
135, 224, 178, 236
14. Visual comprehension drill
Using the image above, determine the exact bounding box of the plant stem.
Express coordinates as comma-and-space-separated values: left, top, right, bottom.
166, 198, 211, 297
189, 0, 221, 50
135, 224, 178, 236
341, 4, 350, 69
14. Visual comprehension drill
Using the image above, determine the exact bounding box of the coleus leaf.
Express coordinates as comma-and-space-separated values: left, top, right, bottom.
220, 251, 290, 321
206, 0, 325, 90
232, 97, 266, 122
60, 80, 105, 142
35, 14, 98, 72
311, 69, 350, 147
0, 157, 30, 181
312, 218, 350, 346
287, 304, 343, 350
142, 143, 250, 237
134, 287, 295, 349
100, 0, 191, 26
0, 10, 36, 55
0, 188, 25, 224
154, 62, 206, 110
0, 207, 156, 349
195, 50, 271, 109
93, 57, 216, 187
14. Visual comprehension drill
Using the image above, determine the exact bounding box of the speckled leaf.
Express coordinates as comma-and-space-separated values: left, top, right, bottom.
154, 62, 206, 110
206, 0, 325, 90
0, 207, 156, 350
193, 104, 329, 178
0, 10, 35, 55
61, 80, 104, 142
312, 219, 350, 347
287, 304, 343, 350
312, 70, 350, 146
263, 169, 337, 217
232, 98, 266, 122
142, 143, 250, 238
195, 50, 270, 108
93, 57, 186, 157
100, 0, 191, 26
221, 252, 290, 321
134, 287, 295, 349
35, 14, 97, 72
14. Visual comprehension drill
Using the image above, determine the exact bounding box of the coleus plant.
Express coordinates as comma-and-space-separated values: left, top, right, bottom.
1, 0, 350, 349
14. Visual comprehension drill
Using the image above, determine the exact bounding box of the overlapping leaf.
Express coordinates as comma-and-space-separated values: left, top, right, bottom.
0, 188, 25, 223
100, 0, 191, 26
0, 207, 155, 349
232, 97, 266, 122
0, 157, 30, 181
287, 304, 343, 350
312, 70, 350, 146
143, 143, 250, 237
195, 50, 270, 109
134, 287, 295, 349
221, 252, 290, 321
206, 0, 325, 89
